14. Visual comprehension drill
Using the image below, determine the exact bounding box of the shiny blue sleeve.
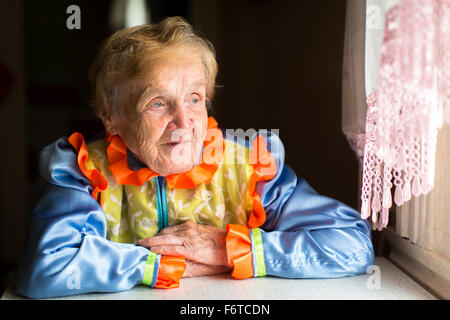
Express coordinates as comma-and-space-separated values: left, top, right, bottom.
251, 131, 374, 278
11, 138, 159, 298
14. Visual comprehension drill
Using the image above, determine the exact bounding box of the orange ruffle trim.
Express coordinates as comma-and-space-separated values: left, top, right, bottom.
68, 132, 108, 201
105, 133, 158, 186
225, 134, 276, 279
154, 256, 186, 289
226, 224, 254, 279
247, 134, 277, 229
106, 116, 225, 189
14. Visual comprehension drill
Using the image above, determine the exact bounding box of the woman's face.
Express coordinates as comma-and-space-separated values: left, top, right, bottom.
109, 57, 209, 176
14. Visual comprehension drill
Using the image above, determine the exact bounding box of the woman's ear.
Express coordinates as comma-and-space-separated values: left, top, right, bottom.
205, 98, 212, 111
102, 113, 120, 135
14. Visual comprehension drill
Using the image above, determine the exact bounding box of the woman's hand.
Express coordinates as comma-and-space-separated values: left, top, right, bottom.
137, 220, 230, 268
183, 259, 231, 278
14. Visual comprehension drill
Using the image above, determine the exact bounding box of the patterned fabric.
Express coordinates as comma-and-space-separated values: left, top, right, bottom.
84, 137, 255, 243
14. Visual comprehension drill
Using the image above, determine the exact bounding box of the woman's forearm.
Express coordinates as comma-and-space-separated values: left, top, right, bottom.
11, 184, 153, 298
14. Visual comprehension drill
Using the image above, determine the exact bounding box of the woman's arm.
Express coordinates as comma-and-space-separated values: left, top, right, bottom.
11, 138, 165, 298
227, 131, 375, 279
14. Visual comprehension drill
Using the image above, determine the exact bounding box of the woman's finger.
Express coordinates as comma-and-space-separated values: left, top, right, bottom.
183, 259, 232, 278
137, 234, 183, 247
158, 220, 195, 235
150, 245, 186, 257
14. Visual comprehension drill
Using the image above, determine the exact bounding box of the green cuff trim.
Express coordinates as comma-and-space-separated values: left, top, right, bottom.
252, 228, 266, 277
142, 251, 158, 286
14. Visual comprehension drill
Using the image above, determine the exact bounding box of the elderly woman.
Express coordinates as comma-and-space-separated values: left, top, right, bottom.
12, 17, 374, 298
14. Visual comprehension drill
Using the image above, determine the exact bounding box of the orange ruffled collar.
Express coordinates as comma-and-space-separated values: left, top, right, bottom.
106, 117, 225, 189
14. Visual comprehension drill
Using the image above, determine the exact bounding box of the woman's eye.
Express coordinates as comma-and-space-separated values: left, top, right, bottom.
152, 101, 164, 108
190, 95, 201, 104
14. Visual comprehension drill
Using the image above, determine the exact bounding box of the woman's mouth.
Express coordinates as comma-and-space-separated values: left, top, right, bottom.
166, 140, 191, 147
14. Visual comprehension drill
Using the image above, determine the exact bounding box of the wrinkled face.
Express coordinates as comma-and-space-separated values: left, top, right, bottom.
108, 57, 209, 176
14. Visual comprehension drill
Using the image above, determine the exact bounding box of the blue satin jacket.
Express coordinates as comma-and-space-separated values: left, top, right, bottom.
11, 130, 374, 298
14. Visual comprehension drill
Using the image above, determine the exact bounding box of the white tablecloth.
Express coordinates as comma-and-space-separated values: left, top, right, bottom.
1, 257, 436, 300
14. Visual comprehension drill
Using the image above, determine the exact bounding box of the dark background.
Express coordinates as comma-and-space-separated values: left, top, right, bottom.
0, 0, 382, 296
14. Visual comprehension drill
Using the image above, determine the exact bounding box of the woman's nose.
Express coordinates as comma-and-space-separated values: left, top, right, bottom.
170, 101, 192, 130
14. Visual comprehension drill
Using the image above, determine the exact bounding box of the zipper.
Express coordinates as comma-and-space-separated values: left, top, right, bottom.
154, 176, 168, 231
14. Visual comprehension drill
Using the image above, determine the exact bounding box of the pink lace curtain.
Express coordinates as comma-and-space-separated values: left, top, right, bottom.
360, 0, 450, 230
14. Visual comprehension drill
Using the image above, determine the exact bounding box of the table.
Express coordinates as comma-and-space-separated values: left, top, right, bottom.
1, 257, 436, 300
